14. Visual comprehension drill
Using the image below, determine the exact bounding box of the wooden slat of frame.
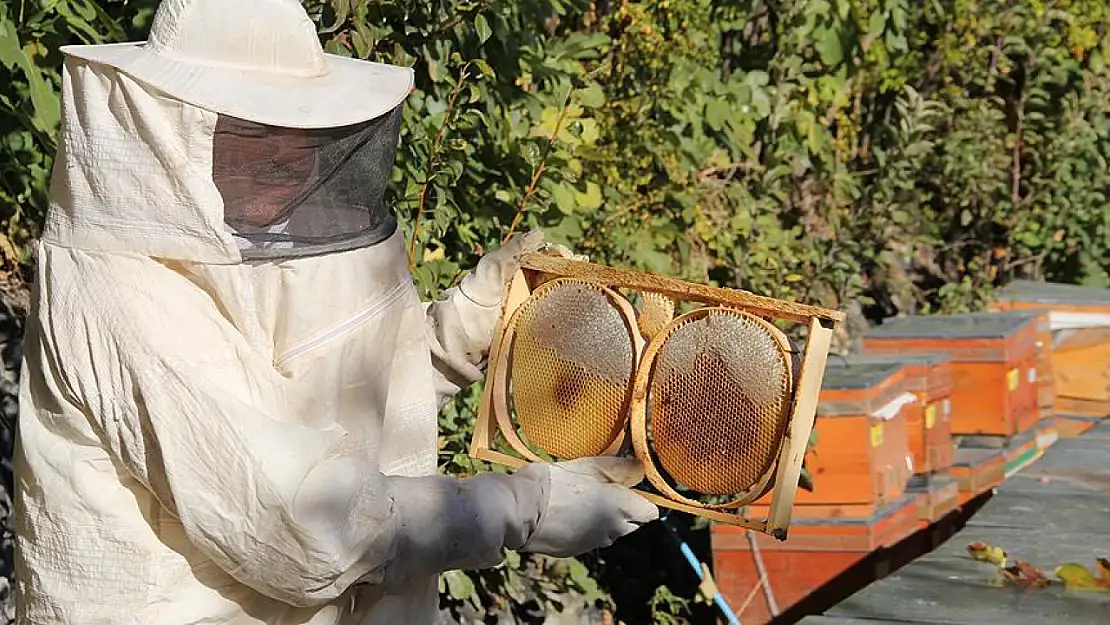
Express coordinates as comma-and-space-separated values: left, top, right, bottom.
518, 253, 845, 326
765, 318, 835, 539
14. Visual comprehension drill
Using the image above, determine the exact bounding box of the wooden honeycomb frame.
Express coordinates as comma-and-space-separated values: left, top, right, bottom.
469, 252, 844, 540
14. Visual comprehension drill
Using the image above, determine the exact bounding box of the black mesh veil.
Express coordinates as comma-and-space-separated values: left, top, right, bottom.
212, 105, 403, 260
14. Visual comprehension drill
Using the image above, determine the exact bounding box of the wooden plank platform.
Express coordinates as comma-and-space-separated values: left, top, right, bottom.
797, 420, 1110, 625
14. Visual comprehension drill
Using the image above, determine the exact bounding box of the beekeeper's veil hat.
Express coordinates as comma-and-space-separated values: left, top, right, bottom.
50, 0, 416, 260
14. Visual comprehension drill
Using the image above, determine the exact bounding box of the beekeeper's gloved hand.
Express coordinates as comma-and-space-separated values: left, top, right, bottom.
517, 456, 659, 558
380, 457, 658, 587
458, 231, 587, 307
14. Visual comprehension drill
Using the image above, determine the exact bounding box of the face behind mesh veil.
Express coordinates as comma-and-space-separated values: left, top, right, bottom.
212, 105, 403, 260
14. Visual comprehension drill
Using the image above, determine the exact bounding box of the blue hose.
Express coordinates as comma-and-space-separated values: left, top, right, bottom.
660, 514, 743, 625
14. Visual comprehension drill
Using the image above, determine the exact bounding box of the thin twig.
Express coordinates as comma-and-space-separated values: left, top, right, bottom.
409, 65, 471, 269
1003, 250, 1048, 271
695, 161, 757, 181
502, 88, 574, 244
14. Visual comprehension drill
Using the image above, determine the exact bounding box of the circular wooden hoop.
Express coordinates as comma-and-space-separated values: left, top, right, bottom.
491, 278, 644, 461
629, 306, 796, 510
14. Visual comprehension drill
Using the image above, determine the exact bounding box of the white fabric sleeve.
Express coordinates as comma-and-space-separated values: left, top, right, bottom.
423, 283, 501, 408
423, 231, 548, 407
43, 255, 544, 608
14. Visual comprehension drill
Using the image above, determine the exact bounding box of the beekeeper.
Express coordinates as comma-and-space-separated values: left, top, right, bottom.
12, 0, 658, 623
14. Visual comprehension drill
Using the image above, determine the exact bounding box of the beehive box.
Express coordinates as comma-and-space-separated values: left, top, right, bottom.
751, 361, 912, 518
983, 309, 1055, 418
862, 313, 1039, 437
712, 495, 918, 625
839, 353, 955, 475
950, 448, 1005, 505
905, 473, 960, 527
1054, 394, 1110, 419
993, 280, 1110, 418
1053, 414, 1102, 438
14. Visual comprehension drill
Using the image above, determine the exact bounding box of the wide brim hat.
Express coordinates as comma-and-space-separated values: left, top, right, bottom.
61, 0, 414, 129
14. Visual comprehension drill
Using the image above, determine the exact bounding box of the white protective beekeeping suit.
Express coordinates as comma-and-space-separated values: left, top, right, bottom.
13, 1, 658, 623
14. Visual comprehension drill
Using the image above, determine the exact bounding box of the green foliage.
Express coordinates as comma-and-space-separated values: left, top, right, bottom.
0, 1, 157, 262
6, 0, 1110, 622
648, 584, 693, 625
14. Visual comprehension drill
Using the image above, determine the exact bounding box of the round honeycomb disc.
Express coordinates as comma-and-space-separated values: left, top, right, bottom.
508, 280, 637, 459
647, 308, 793, 496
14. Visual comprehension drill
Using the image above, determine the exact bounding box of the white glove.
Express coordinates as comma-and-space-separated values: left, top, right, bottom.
458, 231, 547, 307
458, 231, 589, 307
517, 457, 659, 558
375, 457, 657, 588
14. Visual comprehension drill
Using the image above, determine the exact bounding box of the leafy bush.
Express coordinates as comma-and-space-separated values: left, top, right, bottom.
4, 0, 1110, 622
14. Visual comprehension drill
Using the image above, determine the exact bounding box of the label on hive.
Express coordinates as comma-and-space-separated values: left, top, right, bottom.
1028, 368, 1037, 384
925, 404, 937, 430
943, 399, 951, 417
1007, 368, 1019, 392
871, 423, 884, 448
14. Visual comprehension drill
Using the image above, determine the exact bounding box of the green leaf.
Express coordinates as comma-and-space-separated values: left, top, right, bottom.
0, 20, 60, 135
815, 27, 844, 66
578, 118, 600, 144
443, 570, 477, 601
577, 84, 605, 108
320, 0, 351, 34
473, 58, 495, 79
867, 10, 886, 42
552, 182, 577, 215
705, 99, 730, 131
474, 14, 492, 45
574, 181, 603, 210
744, 70, 770, 88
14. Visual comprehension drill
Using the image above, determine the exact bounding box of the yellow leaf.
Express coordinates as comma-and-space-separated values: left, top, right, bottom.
424, 246, 446, 262
1055, 563, 1109, 591
966, 542, 1008, 567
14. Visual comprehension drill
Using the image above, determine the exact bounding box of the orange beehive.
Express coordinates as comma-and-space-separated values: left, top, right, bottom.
839, 353, 955, 475
985, 309, 1055, 419
751, 361, 912, 518
1053, 414, 1102, 438
862, 313, 1039, 437
712, 495, 918, 625
950, 448, 1005, 505
905, 473, 959, 527
993, 279, 1110, 418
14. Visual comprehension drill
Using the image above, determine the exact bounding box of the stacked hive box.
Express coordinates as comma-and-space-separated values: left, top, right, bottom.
861, 313, 1039, 503
988, 308, 1057, 451
992, 279, 1110, 437
711, 496, 917, 624
712, 362, 919, 624
950, 447, 1006, 505
951, 310, 1052, 473
844, 353, 959, 527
